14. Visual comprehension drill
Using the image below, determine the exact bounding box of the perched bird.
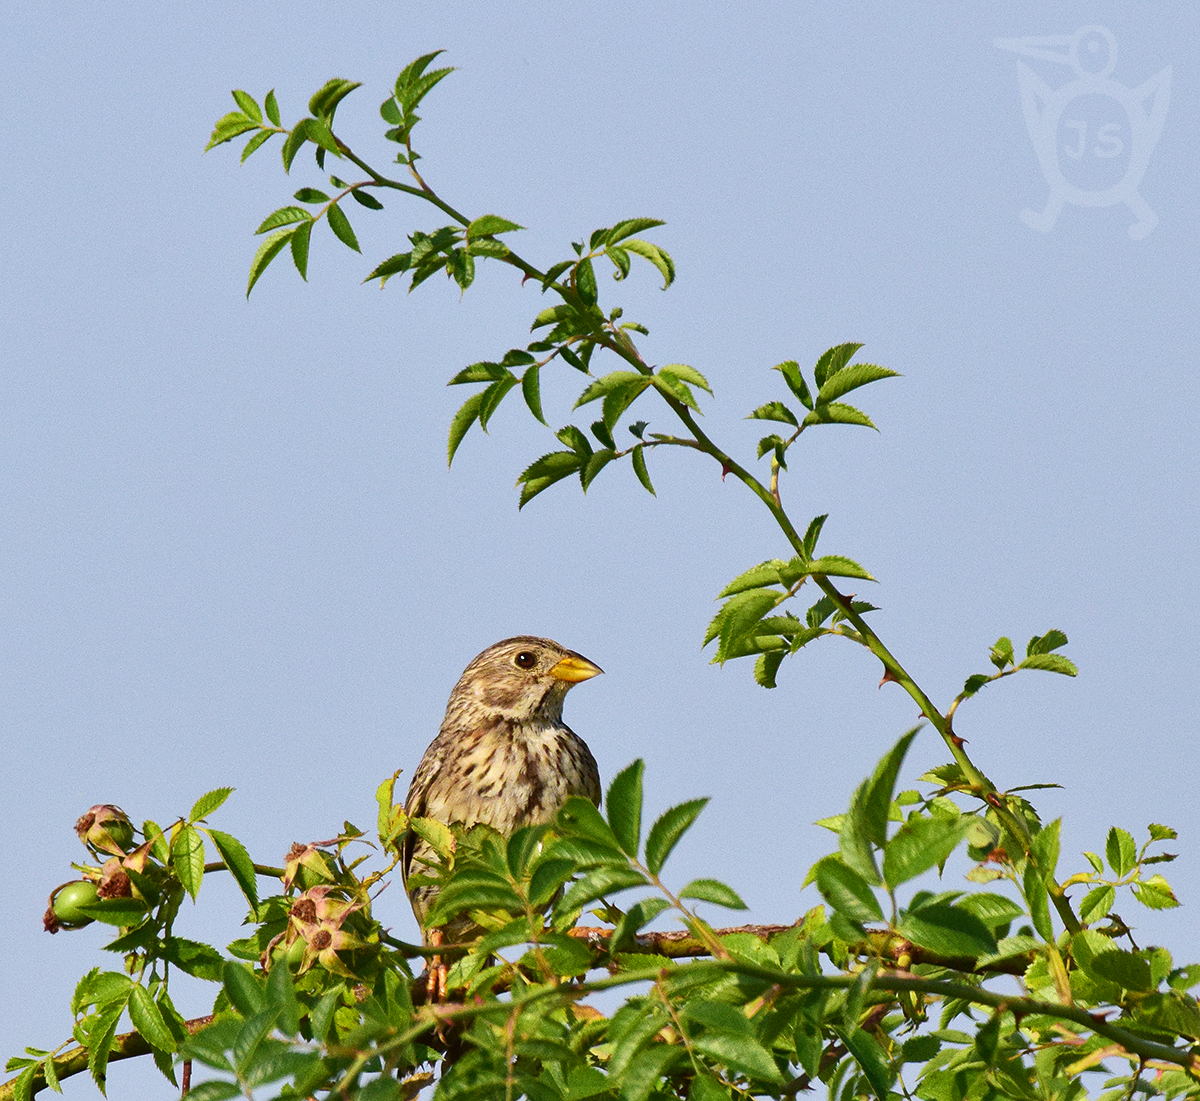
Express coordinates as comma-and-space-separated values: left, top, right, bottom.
402, 636, 603, 943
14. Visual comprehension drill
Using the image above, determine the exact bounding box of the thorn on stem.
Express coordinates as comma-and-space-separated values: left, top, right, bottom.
878, 668, 900, 688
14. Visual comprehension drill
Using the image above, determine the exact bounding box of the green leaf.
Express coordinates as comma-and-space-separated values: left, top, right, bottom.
557, 865, 648, 914
747, 401, 797, 427
308, 77, 362, 118
206, 829, 259, 911
468, 214, 523, 237
556, 795, 622, 850
861, 727, 921, 847
645, 799, 709, 875
717, 561, 783, 598
622, 238, 675, 287
10, 1065, 35, 1101
813, 343, 864, 388
205, 111, 258, 151
574, 257, 597, 305
190, 787, 234, 823
801, 402, 876, 429
1107, 827, 1137, 877
78, 897, 148, 926
521, 365, 546, 424
128, 984, 177, 1053
1149, 823, 1178, 841
162, 937, 224, 981
182, 1082, 240, 1101
607, 218, 665, 244
801, 514, 827, 558
1089, 948, 1154, 991
679, 878, 747, 910
1023, 862, 1053, 941
289, 219, 312, 280
447, 391, 485, 466
754, 650, 786, 688
255, 206, 312, 234
813, 857, 883, 923
264, 90, 280, 127
351, 189, 384, 210
882, 815, 971, 888
815, 362, 898, 404
899, 902, 997, 958
631, 444, 655, 495
1132, 875, 1179, 910
477, 375, 518, 432
517, 449, 585, 507
325, 202, 360, 252
806, 555, 875, 581
232, 92, 264, 124
1080, 884, 1116, 922
659, 363, 712, 394
715, 589, 780, 661
990, 636, 1015, 668
239, 128, 274, 163
280, 117, 314, 172
606, 760, 644, 858
246, 228, 293, 296
1026, 629, 1068, 655
581, 449, 616, 491
834, 1025, 893, 1099
773, 360, 813, 410
1019, 653, 1078, 676
690, 1033, 782, 1084
172, 825, 206, 899
1030, 819, 1061, 881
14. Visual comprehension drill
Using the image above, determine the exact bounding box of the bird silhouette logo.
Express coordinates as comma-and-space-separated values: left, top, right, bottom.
995, 26, 1170, 239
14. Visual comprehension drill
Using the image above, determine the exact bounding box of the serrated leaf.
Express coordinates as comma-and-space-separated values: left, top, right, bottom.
246, 228, 293, 296
622, 238, 675, 287
899, 902, 997, 958
690, 1033, 782, 1084
607, 218, 665, 244
883, 815, 971, 888
835, 1025, 893, 1098
813, 343, 864, 388
679, 878, 747, 910
660, 363, 712, 394
172, 825, 206, 899
1026, 629, 1068, 655
717, 561, 783, 598
205, 112, 258, 152
517, 450, 585, 507
190, 787, 233, 823
1019, 653, 1078, 676
239, 128, 274, 163
754, 650, 786, 688
449, 361, 507, 384
206, 829, 258, 911
518, 364, 546, 424
715, 589, 780, 662
773, 360, 813, 410
1133, 875, 1179, 910
1080, 884, 1116, 923
802, 402, 876, 429
446, 391, 485, 466
747, 401, 797, 427
645, 799, 709, 875
581, 449, 616, 491
468, 214, 523, 237
631, 444, 655, 495
606, 761, 644, 858
1030, 818, 1061, 881
231, 91, 262, 124
816, 362, 898, 404
255, 207, 311, 235
557, 865, 648, 915
814, 857, 883, 923
807, 555, 874, 581
76, 897, 148, 928
574, 257, 597, 305
351, 189, 384, 210
477, 375, 518, 432
128, 984, 176, 1053
325, 203, 360, 252
1089, 948, 1154, 991
1106, 827, 1137, 877
263, 90, 280, 127
284, 218, 310, 280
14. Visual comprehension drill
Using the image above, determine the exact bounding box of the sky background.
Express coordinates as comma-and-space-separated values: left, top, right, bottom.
2, 2, 1197, 1096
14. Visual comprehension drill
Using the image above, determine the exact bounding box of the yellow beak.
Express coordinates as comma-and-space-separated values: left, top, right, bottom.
549, 654, 604, 683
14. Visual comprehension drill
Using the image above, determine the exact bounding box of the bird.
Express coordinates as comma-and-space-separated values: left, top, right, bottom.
402, 636, 603, 952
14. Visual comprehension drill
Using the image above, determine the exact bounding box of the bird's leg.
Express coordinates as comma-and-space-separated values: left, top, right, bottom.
425, 927, 448, 1003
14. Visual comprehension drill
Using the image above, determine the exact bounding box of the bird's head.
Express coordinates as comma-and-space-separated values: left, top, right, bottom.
446, 636, 603, 724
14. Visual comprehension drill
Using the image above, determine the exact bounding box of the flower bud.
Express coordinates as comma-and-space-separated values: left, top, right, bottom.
75, 805, 134, 856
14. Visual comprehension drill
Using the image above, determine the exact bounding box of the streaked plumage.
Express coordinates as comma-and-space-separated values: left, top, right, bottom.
403, 636, 602, 939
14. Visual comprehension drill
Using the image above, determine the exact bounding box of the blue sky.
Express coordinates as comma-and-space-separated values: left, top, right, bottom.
2, 3, 1196, 1095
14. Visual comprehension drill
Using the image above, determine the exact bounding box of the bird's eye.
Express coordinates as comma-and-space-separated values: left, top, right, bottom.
514, 651, 537, 669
